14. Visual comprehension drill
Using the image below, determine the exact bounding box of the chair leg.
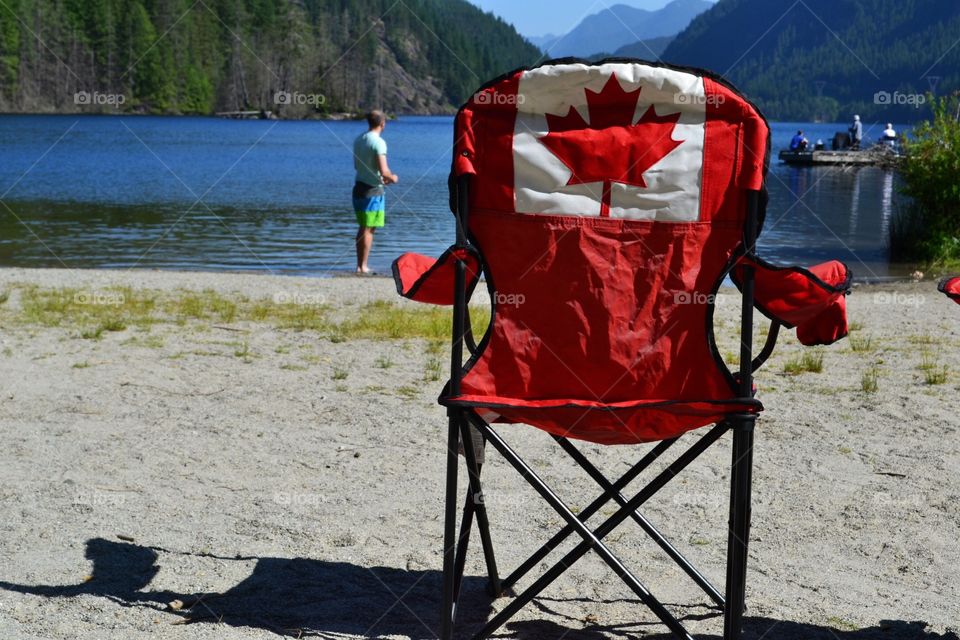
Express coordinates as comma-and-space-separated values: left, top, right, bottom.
452, 487, 476, 606
440, 413, 461, 640
724, 414, 756, 640
459, 420, 502, 598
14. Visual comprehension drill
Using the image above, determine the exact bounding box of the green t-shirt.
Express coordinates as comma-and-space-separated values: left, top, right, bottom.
353, 131, 388, 188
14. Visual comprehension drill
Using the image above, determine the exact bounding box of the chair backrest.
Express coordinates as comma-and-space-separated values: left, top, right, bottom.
451, 59, 769, 415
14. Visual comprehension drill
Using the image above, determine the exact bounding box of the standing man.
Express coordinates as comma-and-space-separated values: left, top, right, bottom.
352, 110, 399, 274
848, 114, 863, 150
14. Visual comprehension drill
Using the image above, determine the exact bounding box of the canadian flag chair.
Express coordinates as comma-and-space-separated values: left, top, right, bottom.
939, 276, 960, 304
392, 59, 851, 640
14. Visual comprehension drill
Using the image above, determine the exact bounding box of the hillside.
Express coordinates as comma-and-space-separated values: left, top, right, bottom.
662, 0, 960, 121
0, 0, 541, 116
540, 0, 712, 58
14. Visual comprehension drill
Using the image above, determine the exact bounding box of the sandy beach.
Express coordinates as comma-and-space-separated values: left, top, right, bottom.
0, 267, 958, 640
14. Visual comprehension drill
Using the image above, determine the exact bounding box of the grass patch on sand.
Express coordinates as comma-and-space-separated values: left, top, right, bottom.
424, 357, 444, 382
2, 285, 492, 343
396, 385, 419, 400
336, 300, 473, 341
825, 616, 860, 632
122, 333, 165, 349
861, 366, 880, 393
848, 334, 873, 353
918, 350, 939, 371
924, 365, 949, 385
907, 333, 944, 346
918, 350, 949, 385
783, 351, 824, 375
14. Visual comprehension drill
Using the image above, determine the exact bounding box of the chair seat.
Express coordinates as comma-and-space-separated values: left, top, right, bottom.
443, 393, 761, 444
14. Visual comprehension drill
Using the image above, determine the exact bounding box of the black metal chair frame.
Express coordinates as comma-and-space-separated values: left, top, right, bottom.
439, 175, 777, 640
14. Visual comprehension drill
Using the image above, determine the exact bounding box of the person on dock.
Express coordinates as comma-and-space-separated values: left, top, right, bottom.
789, 130, 809, 151
881, 123, 897, 148
849, 114, 863, 150
352, 110, 399, 274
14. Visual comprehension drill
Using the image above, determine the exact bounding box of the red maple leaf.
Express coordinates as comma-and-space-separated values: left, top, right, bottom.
540, 74, 683, 217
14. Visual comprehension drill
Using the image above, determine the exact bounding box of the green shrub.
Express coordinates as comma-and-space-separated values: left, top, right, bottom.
891, 94, 960, 266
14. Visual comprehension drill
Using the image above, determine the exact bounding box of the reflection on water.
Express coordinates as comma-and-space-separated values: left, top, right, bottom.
0, 115, 911, 277
880, 169, 894, 241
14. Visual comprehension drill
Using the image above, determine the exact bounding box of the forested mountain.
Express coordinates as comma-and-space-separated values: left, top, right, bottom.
662, 0, 960, 121
0, 0, 541, 116
539, 0, 712, 58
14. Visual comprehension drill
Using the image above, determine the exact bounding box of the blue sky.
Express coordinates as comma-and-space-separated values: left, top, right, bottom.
469, 0, 677, 38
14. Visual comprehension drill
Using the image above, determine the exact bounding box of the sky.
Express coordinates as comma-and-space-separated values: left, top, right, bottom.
469, 0, 679, 38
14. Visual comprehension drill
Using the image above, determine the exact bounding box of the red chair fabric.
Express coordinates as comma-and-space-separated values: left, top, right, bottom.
939, 276, 960, 304
393, 60, 849, 445
732, 256, 851, 346
393, 247, 481, 305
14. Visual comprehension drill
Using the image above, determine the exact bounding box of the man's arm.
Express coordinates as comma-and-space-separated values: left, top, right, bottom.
378, 154, 399, 184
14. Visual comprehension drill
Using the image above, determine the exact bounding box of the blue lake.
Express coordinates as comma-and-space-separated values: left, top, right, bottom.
0, 115, 911, 279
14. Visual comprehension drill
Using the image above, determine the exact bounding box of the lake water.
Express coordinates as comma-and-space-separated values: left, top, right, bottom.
0, 115, 911, 279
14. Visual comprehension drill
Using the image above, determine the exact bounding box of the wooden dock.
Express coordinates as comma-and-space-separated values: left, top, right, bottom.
779, 148, 899, 167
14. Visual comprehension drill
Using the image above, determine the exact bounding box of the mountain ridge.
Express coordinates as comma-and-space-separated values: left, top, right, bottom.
0, 0, 541, 117
661, 0, 960, 120
539, 0, 712, 58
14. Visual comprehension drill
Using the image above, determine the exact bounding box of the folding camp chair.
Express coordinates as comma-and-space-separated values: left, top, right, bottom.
393, 59, 852, 639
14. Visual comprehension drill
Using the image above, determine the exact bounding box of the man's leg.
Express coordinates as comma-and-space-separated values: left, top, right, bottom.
356, 226, 375, 273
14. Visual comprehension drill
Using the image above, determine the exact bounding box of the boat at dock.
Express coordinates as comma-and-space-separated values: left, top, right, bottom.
778, 146, 900, 167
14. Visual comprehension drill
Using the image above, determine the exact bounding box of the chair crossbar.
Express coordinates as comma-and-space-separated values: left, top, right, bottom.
501, 436, 679, 590
554, 435, 725, 607
470, 415, 731, 640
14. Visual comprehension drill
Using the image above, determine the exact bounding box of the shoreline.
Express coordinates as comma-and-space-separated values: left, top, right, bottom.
0, 265, 939, 289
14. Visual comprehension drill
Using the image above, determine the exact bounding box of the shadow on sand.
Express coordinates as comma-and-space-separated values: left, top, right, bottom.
0, 538, 956, 640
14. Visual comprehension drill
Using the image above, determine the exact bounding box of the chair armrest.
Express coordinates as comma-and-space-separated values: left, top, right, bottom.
732, 256, 852, 346
939, 276, 960, 304
392, 246, 482, 306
